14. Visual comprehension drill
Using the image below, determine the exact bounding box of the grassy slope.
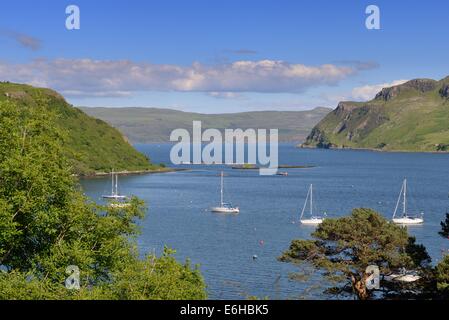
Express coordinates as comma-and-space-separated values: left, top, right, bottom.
0, 82, 156, 175
80, 107, 331, 143
304, 77, 449, 152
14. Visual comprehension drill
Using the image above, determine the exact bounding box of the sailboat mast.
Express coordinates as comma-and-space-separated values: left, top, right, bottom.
115, 173, 119, 196
111, 169, 115, 196
220, 171, 224, 206
310, 184, 313, 217
300, 184, 311, 220
403, 179, 407, 215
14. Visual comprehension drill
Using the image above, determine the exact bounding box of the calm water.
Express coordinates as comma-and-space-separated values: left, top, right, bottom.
80, 144, 449, 299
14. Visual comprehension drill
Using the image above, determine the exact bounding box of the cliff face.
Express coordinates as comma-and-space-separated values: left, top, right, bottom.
303, 77, 449, 152
374, 79, 438, 101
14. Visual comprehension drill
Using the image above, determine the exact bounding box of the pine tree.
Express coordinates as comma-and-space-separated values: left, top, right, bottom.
439, 213, 449, 238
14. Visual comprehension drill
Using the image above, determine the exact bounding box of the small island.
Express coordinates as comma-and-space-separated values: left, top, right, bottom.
230, 164, 315, 170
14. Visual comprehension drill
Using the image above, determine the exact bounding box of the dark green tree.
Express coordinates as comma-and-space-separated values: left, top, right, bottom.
436, 210, 449, 298
0, 99, 206, 299
279, 208, 431, 300
436, 255, 449, 295
439, 213, 449, 238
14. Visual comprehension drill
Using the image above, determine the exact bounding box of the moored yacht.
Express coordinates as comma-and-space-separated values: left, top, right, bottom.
392, 179, 424, 225
299, 184, 326, 225
102, 169, 128, 200
211, 171, 239, 214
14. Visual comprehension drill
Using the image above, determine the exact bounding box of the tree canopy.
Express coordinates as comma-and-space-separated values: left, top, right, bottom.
0, 99, 206, 299
436, 212, 449, 297
0, 82, 157, 175
279, 208, 432, 300
439, 213, 449, 239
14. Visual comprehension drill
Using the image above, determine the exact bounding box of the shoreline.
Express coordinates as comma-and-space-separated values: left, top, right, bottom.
77, 167, 187, 179
297, 144, 449, 155
231, 164, 315, 170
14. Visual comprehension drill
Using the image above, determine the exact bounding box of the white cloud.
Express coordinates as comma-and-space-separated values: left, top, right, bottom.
351, 80, 408, 101
0, 58, 373, 98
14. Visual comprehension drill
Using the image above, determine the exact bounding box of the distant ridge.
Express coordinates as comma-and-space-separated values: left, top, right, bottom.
80, 107, 331, 143
302, 76, 449, 152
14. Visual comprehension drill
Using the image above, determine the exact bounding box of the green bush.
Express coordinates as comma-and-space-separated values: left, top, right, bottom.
0, 100, 206, 300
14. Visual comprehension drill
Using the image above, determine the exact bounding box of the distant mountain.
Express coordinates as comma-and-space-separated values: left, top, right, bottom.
80, 107, 331, 143
302, 76, 449, 152
0, 82, 156, 175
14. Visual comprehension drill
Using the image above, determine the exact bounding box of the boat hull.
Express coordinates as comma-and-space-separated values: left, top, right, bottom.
300, 218, 324, 225
211, 207, 240, 214
102, 195, 127, 200
392, 217, 423, 225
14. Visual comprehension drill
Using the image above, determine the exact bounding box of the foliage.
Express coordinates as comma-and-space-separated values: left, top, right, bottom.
0, 99, 206, 300
436, 255, 449, 294
440, 213, 449, 238
0, 248, 206, 300
0, 82, 158, 175
436, 213, 449, 298
279, 208, 432, 300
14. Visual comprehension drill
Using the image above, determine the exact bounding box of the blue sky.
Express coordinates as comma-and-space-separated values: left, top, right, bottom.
0, 0, 448, 113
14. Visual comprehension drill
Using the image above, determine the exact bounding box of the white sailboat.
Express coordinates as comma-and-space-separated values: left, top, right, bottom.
211, 171, 239, 214
392, 179, 424, 225
300, 184, 325, 225
102, 169, 127, 200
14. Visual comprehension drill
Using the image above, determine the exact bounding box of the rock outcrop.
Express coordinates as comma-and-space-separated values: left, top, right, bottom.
303, 76, 449, 152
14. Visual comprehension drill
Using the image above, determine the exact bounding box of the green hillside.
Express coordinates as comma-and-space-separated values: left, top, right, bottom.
0, 82, 156, 175
302, 77, 449, 152
81, 107, 331, 143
